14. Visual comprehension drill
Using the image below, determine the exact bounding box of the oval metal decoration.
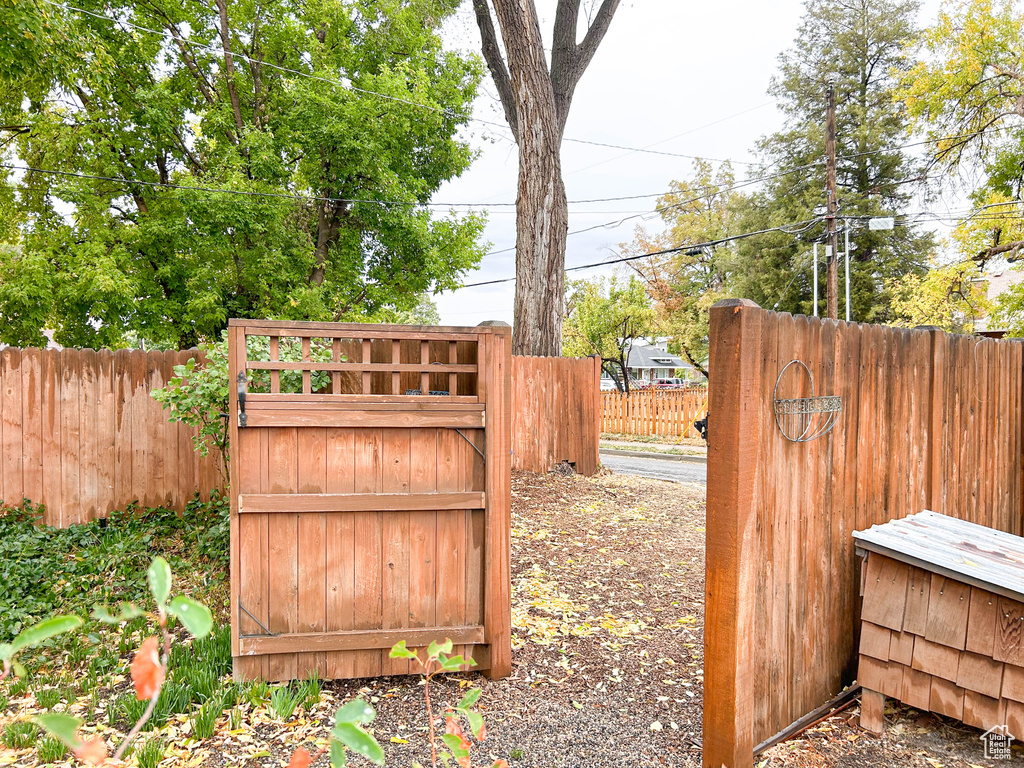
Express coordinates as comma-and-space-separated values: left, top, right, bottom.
773, 359, 841, 443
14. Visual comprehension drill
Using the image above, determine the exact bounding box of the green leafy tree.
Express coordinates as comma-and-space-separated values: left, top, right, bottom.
562, 275, 655, 392
887, 260, 991, 332
622, 160, 739, 378
0, 0, 486, 349
727, 0, 934, 322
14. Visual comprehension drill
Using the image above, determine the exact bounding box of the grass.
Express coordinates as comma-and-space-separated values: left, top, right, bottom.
37, 735, 67, 763
600, 431, 706, 447
134, 737, 165, 768
599, 441, 704, 456
2, 720, 36, 749
269, 685, 302, 721
35, 687, 62, 709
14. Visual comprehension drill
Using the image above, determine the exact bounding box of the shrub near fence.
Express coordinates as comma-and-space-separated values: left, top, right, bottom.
0, 347, 222, 527
601, 387, 707, 438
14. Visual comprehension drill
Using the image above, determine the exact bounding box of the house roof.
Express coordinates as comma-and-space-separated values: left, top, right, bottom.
625, 344, 685, 369
975, 269, 1024, 333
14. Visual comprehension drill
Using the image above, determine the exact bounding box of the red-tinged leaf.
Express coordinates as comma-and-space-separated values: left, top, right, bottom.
130, 636, 164, 700
490, 761, 509, 768
73, 737, 108, 766
288, 747, 312, 768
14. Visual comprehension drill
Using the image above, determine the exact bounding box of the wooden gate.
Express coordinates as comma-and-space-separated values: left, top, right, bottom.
227, 320, 511, 682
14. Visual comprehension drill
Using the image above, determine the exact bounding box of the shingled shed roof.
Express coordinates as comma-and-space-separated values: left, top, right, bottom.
853, 510, 1024, 603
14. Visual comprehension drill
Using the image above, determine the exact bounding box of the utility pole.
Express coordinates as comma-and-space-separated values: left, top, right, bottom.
825, 81, 839, 320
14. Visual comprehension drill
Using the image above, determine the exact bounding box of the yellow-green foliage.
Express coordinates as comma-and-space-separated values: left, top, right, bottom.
887, 261, 991, 333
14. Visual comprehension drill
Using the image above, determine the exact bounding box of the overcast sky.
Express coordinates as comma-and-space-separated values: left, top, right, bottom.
431, 0, 947, 326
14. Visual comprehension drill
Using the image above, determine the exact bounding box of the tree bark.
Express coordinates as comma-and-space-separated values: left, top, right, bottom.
474, 0, 620, 357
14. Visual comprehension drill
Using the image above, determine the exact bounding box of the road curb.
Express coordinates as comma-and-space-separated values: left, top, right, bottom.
599, 448, 708, 464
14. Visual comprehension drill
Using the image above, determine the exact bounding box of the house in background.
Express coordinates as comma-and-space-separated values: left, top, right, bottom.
624, 338, 703, 384
974, 269, 1024, 338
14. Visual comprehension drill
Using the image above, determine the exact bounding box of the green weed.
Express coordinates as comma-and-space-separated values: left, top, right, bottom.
2, 720, 36, 749
269, 685, 301, 721
243, 680, 270, 708
190, 694, 226, 739
297, 670, 322, 711
37, 735, 67, 763
35, 687, 61, 709
134, 737, 165, 768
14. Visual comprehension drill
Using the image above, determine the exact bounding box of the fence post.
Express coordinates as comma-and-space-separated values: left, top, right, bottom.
704, 298, 763, 768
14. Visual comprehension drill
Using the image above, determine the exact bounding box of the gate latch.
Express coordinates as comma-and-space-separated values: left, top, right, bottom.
237, 372, 248, 428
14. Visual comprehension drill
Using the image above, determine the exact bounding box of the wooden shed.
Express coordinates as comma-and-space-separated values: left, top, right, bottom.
853, 511, 1024, 737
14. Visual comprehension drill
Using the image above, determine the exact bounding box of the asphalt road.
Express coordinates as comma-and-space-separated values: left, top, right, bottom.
599, 452, 707, 485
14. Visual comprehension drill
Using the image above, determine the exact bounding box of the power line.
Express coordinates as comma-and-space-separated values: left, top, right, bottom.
0, 161, 742, 211
41, 0, 495, 129
459, 217, 825, 288
43, 0, 761, 170
478, 159, 827, 258
561, 137, 755, 166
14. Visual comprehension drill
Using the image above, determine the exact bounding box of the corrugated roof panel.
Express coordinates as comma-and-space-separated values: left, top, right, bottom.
853, 510, 1024, 603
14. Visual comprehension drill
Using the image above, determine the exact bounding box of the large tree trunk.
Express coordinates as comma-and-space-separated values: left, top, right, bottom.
473, 0, 620, 357
512, 103, 568, 356
513, 160, 567, 355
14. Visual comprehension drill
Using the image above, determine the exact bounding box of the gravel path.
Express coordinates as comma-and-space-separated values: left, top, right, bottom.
322, 470, 707, 768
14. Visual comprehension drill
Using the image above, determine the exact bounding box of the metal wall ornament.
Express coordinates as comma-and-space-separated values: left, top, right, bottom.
773, 359, 842, 442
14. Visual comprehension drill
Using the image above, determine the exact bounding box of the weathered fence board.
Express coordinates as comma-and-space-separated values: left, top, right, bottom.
0, 347, 221, 526
511, 355, 600, 475
705, 300, 1024, 768
228, 320, 512, 682
601, 387, 707, 438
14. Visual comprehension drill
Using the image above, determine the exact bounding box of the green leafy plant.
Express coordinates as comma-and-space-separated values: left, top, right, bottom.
36, 687, 61, 709
389, 639, 506, 768
151, 339, 230, 483
243, 680, 271, 708
37, 734, 68, 763
2, 720, 36, 749
35, 556, 213, 764
134, 737, 165, 768
269, 685, 302, 721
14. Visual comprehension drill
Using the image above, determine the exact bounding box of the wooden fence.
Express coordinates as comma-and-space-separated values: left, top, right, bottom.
512, 355, 601, 475
704, 300, 1024, 768
601, 387, 707, 438
228, 320, 511, 682
0, 347, 222, 527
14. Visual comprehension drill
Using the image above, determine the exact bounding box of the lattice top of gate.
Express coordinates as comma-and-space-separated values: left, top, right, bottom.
228, 319, 504, 401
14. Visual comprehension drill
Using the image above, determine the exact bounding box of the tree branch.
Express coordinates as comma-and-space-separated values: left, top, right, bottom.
549, 0, 620, 129
978, 239, 1024, 263
471, 0, 518, 141
214, 0, 246, 139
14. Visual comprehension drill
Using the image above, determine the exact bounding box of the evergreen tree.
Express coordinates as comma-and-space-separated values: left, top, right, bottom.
727, 0, 934, 322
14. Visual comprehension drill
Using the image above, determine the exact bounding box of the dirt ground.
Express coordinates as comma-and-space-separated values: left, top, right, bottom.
4, 469, 1021, 767
760, 699, 1024, 767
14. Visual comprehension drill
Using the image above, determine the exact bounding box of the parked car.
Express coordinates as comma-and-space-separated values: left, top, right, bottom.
653, 377, 687, 389
600, 376, 618, 391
